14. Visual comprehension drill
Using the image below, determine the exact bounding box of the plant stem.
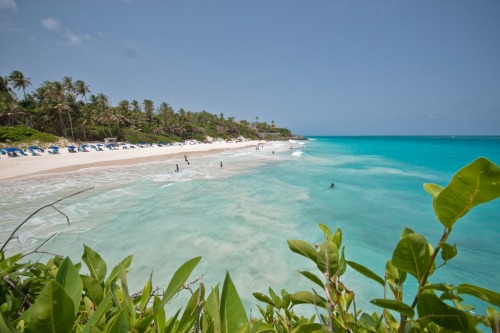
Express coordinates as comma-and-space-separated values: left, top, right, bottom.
397, 227, 451, 333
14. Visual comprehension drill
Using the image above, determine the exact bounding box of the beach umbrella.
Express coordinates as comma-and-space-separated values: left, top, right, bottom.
28, 146, 43, 151
68, 145, 77, 149
49, 145, 60, 150
5, 147, 22, 152
81, 144, 89, 148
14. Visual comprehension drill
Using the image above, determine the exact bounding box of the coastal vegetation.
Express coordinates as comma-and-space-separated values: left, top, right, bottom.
0, 70, 296, 147
1, 158, 499, 332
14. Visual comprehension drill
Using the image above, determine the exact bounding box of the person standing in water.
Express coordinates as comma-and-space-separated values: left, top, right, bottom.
330, 182, 335, 188
220, 161, 223, 168
175, 164, 179, 172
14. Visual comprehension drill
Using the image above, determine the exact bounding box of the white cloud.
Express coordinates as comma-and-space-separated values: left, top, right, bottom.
65, 30, 83, 46
41, 17, 60, 31
0, 0, 17, 11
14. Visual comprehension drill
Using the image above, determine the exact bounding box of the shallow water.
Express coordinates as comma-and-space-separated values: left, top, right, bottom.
1, 137, 499, 315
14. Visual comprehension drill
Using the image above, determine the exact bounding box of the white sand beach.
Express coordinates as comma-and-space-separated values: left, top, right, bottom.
0, 141, 262, 181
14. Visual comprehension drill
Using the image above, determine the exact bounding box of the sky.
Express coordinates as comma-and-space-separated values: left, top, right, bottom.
1, 0, 500, 136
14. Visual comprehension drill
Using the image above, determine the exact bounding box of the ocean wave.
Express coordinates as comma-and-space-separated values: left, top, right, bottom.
346, 167, 432, 179
292, 151, 303, 157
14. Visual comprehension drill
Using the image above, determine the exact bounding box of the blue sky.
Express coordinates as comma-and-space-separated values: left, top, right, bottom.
1, 0, 499, 136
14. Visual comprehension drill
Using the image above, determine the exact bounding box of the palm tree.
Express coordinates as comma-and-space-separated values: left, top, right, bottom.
0, 93, 24, 126
0, 76, 14, 96
74, 80, 90, 103
8, 70, 31, 99
143, 99, 155, 126
94, 93, 114, 137
40, 81, 71, 137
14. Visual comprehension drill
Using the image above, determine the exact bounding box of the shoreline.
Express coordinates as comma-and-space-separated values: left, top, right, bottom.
0, 141, 262, 182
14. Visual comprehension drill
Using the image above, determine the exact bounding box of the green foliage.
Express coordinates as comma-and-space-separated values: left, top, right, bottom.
0, 126, 58, 144
1, 157, 499, 332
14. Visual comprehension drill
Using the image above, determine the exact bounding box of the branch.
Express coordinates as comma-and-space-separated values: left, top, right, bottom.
1, 187, 94, 252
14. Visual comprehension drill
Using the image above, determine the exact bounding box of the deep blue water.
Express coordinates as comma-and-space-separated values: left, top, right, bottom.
1, 136, 499, 316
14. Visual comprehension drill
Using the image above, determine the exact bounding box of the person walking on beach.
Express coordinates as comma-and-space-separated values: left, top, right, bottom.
175, 164, 179, 172
220, 161, 223, 168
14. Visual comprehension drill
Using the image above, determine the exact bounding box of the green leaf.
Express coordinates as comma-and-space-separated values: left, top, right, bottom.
220, 272, 249, 333
30, 280, 75, 333
290, 291, 326, 309
318, 224, 333, 242
346, 260, 384, 286
163, 256, 201, 304
82, 245, 107, 283
139, 272, 152, 313
0, 310, 19, 333
417, 293, 475, 332
423, 183, 444, 199
55, 257, 83, 316
400, 227, 415, 239
332, 228, 342, 249
250, 322, 276, 333
370, 299, 415, 318
204, 285, 221, 333
153, 296, 166, 333
292, 323, 324, 333
83, 292, 113, 333
391, 233, 430, 282
104, 309, 128, 333
105, 255, 133, 288
287, 240, 318, 264
316, 240, 339, 277
297, 271, 325, 289
81, 275, 104, 304
440, 243, 458, 261
0, 253, 22, 275
253, 292, 275, 306
456, 284, 500, 307
385, 260, 407, 286
177, 284, 204, 332
432, 157, 500, 229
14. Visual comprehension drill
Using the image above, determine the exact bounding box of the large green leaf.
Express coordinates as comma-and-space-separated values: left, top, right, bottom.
391, 233, 430, 282
163, 256, 201, 304
455, 284, 500, 307
81, 275, 104, 304
82, 245, 107, 283
220, 272, 249, 333
431, 157, 500, 229
316, 240, 339, 277
287, 240, 318, 264
55, 257, 83, 316
30, 280, 75, 333
370, 299, 414, 318
290, 291, 326, 309
346, 260, 384, 286
417, 293, 475, 332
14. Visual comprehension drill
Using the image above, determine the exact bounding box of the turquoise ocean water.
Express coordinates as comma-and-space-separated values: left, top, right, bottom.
1, 136, 499, 315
